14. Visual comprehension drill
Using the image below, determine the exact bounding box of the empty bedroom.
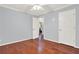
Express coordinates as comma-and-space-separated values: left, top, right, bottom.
0, 4, 79, 54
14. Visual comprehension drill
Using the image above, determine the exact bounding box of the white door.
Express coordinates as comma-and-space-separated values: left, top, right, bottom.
59, 9, 76, 46
33, 17, 39, 39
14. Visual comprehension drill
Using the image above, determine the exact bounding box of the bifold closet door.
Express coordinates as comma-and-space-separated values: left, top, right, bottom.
58, 9, 76, 46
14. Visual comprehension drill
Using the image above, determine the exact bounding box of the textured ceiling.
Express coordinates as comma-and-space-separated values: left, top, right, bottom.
0, 4, 72, 16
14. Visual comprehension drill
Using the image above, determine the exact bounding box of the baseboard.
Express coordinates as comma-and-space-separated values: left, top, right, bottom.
0, 38, 32, 46
58, 42, 79, 49
44, 38, 58, 43
1, 38, 79, 49
74, 46, 79, 48
45, 38, 79, 49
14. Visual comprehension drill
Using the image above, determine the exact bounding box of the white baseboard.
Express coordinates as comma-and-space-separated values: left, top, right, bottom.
74, 46, 79, 48
58, 42, 79, 49
1, 38, 79, 49
45, 38, 79, 49
0, 38, 32, 46
44, 38, 58, 42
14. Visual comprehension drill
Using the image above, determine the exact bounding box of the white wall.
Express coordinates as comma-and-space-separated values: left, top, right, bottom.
40, 12, 58, 42
0, 7, 32, 45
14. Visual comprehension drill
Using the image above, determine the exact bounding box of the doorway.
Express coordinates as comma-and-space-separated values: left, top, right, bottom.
33, 17, 44, 39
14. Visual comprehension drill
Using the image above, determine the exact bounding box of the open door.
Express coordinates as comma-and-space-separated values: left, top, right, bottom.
33, 17, 39, 39
33, 17, 44, 39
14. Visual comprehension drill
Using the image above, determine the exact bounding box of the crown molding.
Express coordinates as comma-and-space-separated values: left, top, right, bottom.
53, 4, 73, 11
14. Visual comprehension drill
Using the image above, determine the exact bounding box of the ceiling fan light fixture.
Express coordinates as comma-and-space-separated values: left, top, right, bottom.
31, 5, 44, 11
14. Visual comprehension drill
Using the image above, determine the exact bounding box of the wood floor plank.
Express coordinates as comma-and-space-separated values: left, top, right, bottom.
0, 39, 79, 54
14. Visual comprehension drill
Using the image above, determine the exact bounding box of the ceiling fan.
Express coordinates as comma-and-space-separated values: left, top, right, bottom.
30, 4, 45, 11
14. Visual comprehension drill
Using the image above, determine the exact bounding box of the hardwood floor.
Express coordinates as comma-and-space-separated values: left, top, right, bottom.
0, 39, 79, 54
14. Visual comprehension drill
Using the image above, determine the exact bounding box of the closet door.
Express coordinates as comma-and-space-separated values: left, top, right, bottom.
59, 9, 76, 46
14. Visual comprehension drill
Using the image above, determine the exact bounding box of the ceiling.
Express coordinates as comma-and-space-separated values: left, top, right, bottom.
0, 4, 72, 16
